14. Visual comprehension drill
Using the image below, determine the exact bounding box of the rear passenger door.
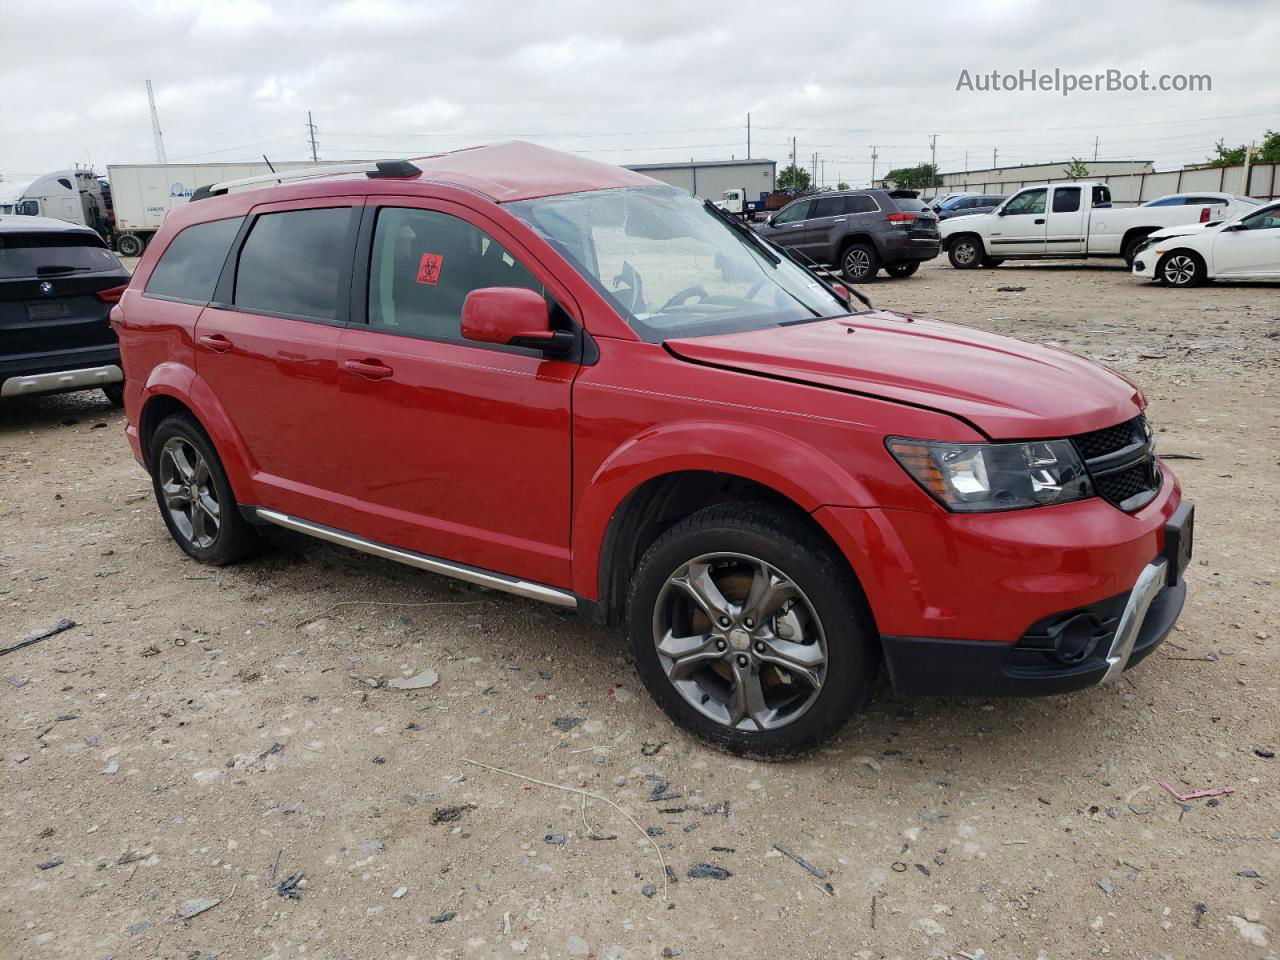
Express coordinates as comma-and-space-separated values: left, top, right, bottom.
1044, 185, 1085, 254
331, 198, 579, 587
194, 198, 359, 520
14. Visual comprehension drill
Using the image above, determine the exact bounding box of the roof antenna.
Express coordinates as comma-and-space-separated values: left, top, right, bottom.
262, 154, 277, 173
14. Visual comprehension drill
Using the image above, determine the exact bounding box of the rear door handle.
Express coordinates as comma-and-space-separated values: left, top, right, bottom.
198, 334, 233, 352
343, 358, 394, 380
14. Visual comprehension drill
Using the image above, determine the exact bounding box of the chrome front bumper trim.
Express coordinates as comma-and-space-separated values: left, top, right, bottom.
0, 364, 123, 397
1100, 559, 1168, 683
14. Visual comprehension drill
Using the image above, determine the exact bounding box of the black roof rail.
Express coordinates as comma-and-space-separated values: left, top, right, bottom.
366, 159, 422, 179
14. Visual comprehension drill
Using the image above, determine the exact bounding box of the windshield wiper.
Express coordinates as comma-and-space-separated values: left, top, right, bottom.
778, 244, 875, 311
703, 200, 780, 265
36, 265, 91, 276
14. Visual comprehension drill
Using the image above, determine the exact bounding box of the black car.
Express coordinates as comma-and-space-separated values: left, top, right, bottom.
1, 216, 130, 406
755, 189, 940, 282
935, 194, 1007, 220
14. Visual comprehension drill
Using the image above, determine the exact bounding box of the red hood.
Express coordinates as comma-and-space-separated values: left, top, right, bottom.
665, 312, 1143, 439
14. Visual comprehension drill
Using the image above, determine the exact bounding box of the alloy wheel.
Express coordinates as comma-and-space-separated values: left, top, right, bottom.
843, 248, 872, 280
954, 241, 978, 265
1162, 254, 1197, 285
652, 552, 828, 732
158, 437, 221, 549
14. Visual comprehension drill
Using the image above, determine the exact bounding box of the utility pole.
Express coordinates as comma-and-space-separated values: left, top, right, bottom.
964, 150, 969, 174
870, 145, 878, 186
1242, 141, 1256, 194
993, 147, 999, 169
792, 136, 797, 169
1093, 135, 1100, 162
746, 113, 751, 159
146, 79, 167, 164
929, 133, 938, 175
306, 111, 320, 163
811, 152, 818, 188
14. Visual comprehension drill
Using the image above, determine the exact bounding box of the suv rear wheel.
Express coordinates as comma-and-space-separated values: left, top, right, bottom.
149, 413, 262, 565
628, 503, 878, 757
840, 242, 879, 283
948, 236, 984, 269
884, 261, 919, 279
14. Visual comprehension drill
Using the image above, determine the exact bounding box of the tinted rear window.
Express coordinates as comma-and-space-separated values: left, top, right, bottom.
0, 232, 118, 280
891, 197, 929, 212
145, 217, 243, 302
233, 208, 352, 320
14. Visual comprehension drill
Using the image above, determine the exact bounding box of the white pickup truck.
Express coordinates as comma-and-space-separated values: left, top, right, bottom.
940, 182, 1258, 269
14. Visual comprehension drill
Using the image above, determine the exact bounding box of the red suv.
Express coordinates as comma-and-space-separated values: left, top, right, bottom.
114, 143, 1192, 756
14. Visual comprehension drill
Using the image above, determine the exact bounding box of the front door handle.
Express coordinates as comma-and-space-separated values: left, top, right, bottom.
343, 358, 394, 380
198, 333, 233, 352
1035, 218, 1046, 225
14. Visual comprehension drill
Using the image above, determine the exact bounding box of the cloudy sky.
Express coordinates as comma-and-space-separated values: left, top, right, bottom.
2, 0, 1276, 189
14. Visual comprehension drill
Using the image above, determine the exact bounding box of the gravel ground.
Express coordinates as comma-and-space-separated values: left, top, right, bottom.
2, 258, 1277, 959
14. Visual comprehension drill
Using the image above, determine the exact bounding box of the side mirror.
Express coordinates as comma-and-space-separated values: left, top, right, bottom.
1222, 222, 1246, 231
996, 207, 1008, 216
461, 287, 574, 355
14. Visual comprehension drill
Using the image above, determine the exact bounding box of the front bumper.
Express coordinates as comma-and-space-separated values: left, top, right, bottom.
1131, 251, 1159, 279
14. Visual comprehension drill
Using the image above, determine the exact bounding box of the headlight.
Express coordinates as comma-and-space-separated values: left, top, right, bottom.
887, 438, 1094, 512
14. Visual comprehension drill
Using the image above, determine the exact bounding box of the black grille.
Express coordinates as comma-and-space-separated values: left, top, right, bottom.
1072, 415, 1161, 511
1073, 417, 1140, 459
1095, 461, 1159, 506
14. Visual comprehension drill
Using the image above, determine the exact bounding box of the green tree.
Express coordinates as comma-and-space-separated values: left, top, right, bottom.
836, 181, 850, 191
884, 163, 942, 190
777, 163, 811, 191
1064, 157, 1089, 179
1204, 130, 1280, 167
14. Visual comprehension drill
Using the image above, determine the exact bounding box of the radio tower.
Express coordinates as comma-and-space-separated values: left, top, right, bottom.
146, 80, 167, 164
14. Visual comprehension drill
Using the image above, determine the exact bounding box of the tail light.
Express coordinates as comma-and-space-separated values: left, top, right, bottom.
886, 213, 916, 226
1199, 207, 1211, 223
95, 284, 128, 303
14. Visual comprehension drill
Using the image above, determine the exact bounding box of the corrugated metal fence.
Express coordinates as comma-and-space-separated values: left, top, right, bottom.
939, 162, 1278, 205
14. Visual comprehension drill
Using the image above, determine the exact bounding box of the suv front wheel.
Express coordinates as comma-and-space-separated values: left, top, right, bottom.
149, 413, 263, 565
840, 242, 879, 283
628, 503, 878, 757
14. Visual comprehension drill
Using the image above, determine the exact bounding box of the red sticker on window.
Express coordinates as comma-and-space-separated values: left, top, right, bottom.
416, 252, 444, 285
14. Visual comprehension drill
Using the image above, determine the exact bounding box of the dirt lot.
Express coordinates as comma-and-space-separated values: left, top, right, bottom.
2, 259, 1277, 960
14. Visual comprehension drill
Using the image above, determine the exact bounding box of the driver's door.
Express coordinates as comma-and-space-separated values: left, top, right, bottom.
988, 188, 1048, 256
1211, 206, 1280, 277
331, 198, 580, 587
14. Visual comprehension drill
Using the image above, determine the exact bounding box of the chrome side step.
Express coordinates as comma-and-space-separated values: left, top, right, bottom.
254, 508, 577, 609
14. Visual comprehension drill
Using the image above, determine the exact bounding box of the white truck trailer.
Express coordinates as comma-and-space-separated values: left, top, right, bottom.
105, 161, 344, 256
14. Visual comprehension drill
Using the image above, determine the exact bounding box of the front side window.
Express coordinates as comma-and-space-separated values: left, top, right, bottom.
1239, 204, 1280, 231
367, 207, 542, 342
510, 186, 850, 343
771, 200, 813, 225
17, 199, 40, 216
1052, 187, 1081, 213
233, 208, 352, 321
1004, 189, 1047, 216
145, 216, 243, 302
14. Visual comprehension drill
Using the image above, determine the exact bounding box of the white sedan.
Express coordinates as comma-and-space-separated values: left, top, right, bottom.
1132, 200, 1280, 286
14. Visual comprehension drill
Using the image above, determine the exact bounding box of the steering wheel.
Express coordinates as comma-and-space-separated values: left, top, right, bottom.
659, 286, 710, 312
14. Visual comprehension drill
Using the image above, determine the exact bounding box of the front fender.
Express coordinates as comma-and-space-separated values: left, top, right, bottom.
570, 420, 869, 599
140, 363, 257, 500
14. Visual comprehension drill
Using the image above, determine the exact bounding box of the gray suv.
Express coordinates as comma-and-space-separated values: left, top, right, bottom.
755, 189, 940, 282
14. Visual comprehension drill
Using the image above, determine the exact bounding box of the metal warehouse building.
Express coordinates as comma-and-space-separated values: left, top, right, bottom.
625, 159, 776, 200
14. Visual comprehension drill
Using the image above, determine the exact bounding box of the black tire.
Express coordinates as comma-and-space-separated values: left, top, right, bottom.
840, 242, 879, 283
1122, 233, 1151, 268
981, 257, 1005, 268
947, 236, 984, 269
628, 502, 878, 758
1156, 250, 1206, 288
148, 413, 262, 565
102, 382, 124, 407
116, 234, 144, 258
884, 261, 919, 279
